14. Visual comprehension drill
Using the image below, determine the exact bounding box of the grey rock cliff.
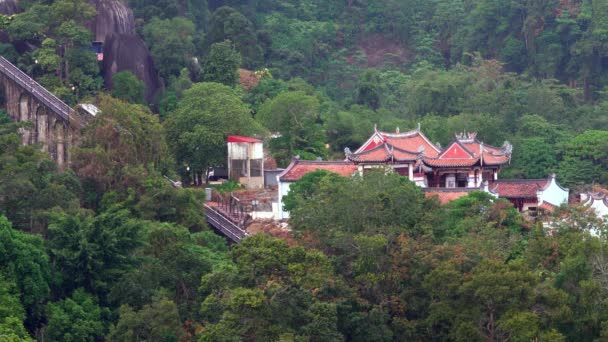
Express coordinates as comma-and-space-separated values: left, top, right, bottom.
103, 33, 162, 103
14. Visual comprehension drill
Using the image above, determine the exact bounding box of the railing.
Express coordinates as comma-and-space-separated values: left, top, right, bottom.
210, 191, 249, 224
0, 57, 74, 123
204, 203, 248, 242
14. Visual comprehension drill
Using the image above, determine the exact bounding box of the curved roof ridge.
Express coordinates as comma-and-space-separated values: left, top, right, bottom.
378, 129, 419, 138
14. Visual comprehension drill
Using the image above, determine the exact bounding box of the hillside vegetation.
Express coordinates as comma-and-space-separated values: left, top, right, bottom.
0, 0, 608, 340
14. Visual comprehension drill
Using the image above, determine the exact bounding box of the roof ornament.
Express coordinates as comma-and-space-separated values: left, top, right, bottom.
435, 142, 442, 149
417, 122, 421, 131
456, 131, 477, 142
417, 145, 425, 155
502, 141, 513, 155
344, 147, 352, 156
373, 123, 378, 132
396, 127, 400, 133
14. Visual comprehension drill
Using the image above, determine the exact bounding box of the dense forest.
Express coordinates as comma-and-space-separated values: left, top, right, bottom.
1, 0, 608, 340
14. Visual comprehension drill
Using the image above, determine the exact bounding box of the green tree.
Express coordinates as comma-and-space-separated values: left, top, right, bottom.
45, 289, 107, 341
107, 295, 185, 342
0, 275, 33, 341
557, 130, 608, 187
112, 71, 146, 104
73, 95, 170, 193
0, 216, 51, 329
206, 6, 262, 68
143, 17, 196, 80
46, 208, 143, 298
200, 40, 242, 87
164, 82, 263, 184
257, 91, 325, 166
199, 235, 342, 341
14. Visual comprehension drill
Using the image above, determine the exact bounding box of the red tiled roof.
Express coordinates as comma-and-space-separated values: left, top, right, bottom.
350, 129, 511, 168
348, 144, 419, 163
490, 179, 548, 199
384, 133, 440, 158
482, 153, 510, 165
227, 135, 263, 143
423, 158, 480, 167
539, 202, 557, 212
278, 160, 357, 182
392, 148, 419, 161
349, 145, 392, 162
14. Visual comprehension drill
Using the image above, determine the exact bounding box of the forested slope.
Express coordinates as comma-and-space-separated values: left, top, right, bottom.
1, 1, 608, 341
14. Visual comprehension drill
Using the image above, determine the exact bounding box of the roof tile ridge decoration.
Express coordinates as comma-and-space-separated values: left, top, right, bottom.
437, 138, 476, 159
378, 129, 420, 138
492, 178, 548, 183
345, 144, 390, 163
277, 157, 301, 180
383, 128, 442, 153
390, 144, 422, 155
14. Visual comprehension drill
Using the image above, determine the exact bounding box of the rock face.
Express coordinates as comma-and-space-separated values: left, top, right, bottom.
0, 0, 19, 15
87, 0, 135, 42
88, 0, 162, 102
103, 33, 162, 102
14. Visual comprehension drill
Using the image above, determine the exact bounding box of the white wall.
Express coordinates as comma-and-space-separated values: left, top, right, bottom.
276, 179, 292, 219
538, 175, 569, 206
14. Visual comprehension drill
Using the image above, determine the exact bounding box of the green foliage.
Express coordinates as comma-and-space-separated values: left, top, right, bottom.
142, 17, 196, 79
73, 95, 171, 193
112, 71, 146, 104
206, 6, 262, 68
107, 295, 185, 341
558, 130, 608, 187
45, 289, 108, 341
290, 171, 434, 240
199, 234, 342, 341
0, 276, 34, 341
282, 169, 347, 212
200, 40, 242, 87
0, 216, 51, 329
46, 208, 143, 299
257, 91, 325, 166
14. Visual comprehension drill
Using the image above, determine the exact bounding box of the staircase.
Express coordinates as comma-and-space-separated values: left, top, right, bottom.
204, 192, 249, 243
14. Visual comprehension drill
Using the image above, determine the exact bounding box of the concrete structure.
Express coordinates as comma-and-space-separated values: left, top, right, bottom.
0, 57, 83, 169
227, 135, 264, 189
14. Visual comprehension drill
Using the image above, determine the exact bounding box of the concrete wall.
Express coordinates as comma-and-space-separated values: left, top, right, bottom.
538, 175, 569, 207
277, 180, 292, 219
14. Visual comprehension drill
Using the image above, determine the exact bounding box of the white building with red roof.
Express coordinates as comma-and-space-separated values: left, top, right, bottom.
490, 174, 569, 213
227, 135, 264, 189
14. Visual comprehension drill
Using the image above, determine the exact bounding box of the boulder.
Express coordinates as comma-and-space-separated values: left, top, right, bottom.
103, 33, 162, 103
87, 0, 135, 42
0, 0, 19, 15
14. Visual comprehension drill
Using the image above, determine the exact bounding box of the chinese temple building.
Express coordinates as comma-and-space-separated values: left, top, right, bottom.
275, 126, 569, 219
345, 127, 512, 188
